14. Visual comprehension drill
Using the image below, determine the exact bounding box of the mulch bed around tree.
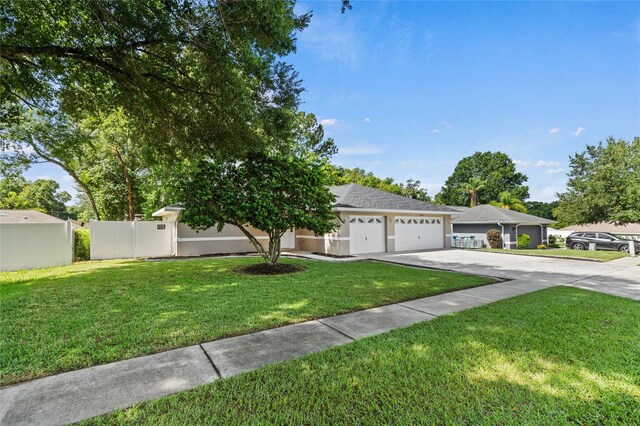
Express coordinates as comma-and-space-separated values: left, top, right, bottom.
234, 263, 307, 275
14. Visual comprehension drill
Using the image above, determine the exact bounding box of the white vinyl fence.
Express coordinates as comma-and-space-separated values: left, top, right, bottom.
90, 220, 174, 260
0, 222, 73, 271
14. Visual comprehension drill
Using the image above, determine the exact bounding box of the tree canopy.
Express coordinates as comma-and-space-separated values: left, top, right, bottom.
325, 166, 432, 202
435, 151, 529, 206
489, 191, 527, 213
179, 153, 337, 266
1, 0, 310, 160
555, 137, 640, 225
0, 175, 71, 218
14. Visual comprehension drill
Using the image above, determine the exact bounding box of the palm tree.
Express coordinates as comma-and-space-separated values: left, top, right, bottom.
459, 177, 486, 207
490, 191, 527, 212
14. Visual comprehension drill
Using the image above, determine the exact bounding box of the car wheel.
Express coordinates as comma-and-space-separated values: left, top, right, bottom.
571, 243, 585, 250
619, 245, 630, 253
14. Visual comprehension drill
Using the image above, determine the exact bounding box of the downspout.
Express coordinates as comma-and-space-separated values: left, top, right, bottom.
515, 224, 520, 248
540, 224, 545, 245
498, 223, 505, 249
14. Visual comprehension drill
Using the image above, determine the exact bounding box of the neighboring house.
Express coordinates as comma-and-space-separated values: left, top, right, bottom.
556, 223, 640, 241
152, 184, 460, 257
451, 205, 555, 249
0, 209, 65, 224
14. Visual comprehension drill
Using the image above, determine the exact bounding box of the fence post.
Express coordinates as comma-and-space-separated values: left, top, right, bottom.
132, 220, 137, 258
66, 220, 73, 265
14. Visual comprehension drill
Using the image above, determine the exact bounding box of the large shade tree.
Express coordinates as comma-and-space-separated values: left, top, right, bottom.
436, 151, 529, 206
1, 0, 311, 159
555, 137, 640, 225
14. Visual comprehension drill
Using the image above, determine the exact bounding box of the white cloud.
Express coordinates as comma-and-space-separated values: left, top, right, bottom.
364, 117, 371, 122
338, 145, 384, 156
61, 174, 75, 182
545, 168, 564, 174
35, 175, 53, 180
535, 160, 561, 167
514, 159, 562, 169
573, 126, 585, 137
439, 121, 453, 129
530, 184, 566, 202
320, 118, 337, 126
430, 129, 440, 134
549, 127, 560, 134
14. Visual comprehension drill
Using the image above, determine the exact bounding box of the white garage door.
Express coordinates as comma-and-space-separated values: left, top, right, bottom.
395, 217, 444, 251
349, 216, 386, 254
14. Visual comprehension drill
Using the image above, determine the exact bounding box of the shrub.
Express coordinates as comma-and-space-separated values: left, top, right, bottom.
486, 229, 502, 249
73, 229, 90, 262
537, 244, 547, 249
548, 234, 563, 248
517, 233, 531, 249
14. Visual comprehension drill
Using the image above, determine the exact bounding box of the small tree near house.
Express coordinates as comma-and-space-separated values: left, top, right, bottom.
486, 229, 503, 249
179, 153, 337, 268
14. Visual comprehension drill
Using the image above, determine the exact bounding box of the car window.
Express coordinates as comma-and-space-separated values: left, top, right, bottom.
571, 233, 583, 237
583, 233, 596, 238
597, 233, 613, 240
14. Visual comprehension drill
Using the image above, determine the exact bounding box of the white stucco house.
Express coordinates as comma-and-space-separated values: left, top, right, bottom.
153, 184, 461, 256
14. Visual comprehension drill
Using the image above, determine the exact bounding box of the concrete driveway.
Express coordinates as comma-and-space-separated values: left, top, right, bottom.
365, 249, 640, 300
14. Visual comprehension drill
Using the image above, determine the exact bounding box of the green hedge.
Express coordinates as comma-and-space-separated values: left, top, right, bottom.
73, 229, 90, 262
517, 233, 531, 249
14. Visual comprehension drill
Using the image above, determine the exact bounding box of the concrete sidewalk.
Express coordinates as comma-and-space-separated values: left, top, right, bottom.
1, 278, 553, 426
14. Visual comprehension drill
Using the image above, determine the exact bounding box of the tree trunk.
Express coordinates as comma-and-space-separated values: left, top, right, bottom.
28, 141, 102, 220
113, 147, 134, 220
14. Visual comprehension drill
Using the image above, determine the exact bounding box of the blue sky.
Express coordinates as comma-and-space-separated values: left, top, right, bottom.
26, 0, 640, 203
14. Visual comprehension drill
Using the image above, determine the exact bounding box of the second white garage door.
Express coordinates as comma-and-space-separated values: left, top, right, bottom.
349, 216, 386, 254
395, 217, 444, 251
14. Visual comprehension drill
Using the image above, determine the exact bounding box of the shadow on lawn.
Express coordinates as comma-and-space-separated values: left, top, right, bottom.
114, 287, 639, 424
0, 257, 495, 385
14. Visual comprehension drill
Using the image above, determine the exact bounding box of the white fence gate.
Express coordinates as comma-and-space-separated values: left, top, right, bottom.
0, 222, 73, 271
90, 220, 174, 260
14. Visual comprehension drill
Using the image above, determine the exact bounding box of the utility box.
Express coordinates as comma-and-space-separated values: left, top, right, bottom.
630, 241, 636, 257
588, 243, 596, 251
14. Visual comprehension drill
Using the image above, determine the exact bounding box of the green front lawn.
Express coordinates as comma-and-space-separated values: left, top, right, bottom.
88, 287, 640, 425
0, 257, 494, 385
478, 248, 628, 261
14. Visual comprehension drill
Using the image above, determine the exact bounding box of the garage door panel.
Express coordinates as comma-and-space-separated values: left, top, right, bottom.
349, 216, 386, 254
395, 217, 443, 251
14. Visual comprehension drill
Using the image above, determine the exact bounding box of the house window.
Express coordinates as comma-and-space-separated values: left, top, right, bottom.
436, 219, 441, 224
394, 218, 399, 223
349, 218, 356, 223
375, 218, 382, 223
419, 219, 425, 224
358, 218, 365, 223
368, 218, 374, 223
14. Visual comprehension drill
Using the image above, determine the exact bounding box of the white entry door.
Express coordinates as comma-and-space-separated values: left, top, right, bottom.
349, 216, 386, 254
394, 217, 444, 251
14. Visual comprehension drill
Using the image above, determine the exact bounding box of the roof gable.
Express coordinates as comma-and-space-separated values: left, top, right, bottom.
0, 209, 65, 224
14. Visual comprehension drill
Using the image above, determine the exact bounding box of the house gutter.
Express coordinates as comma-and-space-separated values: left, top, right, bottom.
333, 207, 456, 215
498, 222, 506, 249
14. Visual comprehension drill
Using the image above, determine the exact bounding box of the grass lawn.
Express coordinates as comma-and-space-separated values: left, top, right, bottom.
478, 248, 628, 262
0, 257, 495, 385
87, 287, 640, 425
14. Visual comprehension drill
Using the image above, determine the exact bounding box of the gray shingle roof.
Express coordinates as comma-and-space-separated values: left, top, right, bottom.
329, 184, 458, 213
0, 210, 65, 224
451, 204, 555, 224
445, 205, 471, 212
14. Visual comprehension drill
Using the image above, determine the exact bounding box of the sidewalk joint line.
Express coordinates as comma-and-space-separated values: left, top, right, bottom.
199, 344, 222, 379
396, 303, 440, 317
316, 319, 356, 341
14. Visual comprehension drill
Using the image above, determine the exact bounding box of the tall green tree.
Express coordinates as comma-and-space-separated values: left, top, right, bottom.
458, 177, 486, 207
1, 0, 311, 160
525, 201, 559, 220
490, 191, 527, 213
0, 176, 71, 218
435, 151, 529, 206
555, 137, 640, 225
325, 166, 432, 202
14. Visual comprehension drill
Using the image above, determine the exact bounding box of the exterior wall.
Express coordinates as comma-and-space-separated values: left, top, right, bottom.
0, 222, 73, 271
176, 223, 268, 256
452, 223, 504, 248
517, 225, 545, 248
295, 213, 350, 256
